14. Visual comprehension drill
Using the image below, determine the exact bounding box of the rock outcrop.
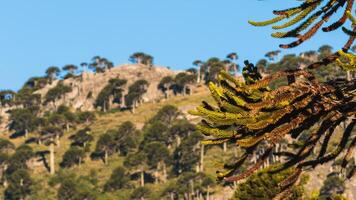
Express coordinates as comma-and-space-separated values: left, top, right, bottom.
0, 64, 176, 131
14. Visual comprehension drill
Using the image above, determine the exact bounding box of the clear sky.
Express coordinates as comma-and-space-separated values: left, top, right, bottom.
0, 0, 349, 91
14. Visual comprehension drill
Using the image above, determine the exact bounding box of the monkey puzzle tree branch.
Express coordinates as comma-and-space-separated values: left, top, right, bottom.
190, 61, 355, 198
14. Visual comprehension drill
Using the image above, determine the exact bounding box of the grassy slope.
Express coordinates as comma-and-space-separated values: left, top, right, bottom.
1, 86, 235, 199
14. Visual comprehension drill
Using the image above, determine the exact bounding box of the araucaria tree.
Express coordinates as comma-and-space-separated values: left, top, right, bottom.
44, 82, 72, 107
125, 79, 149, 112
95, 78, 127, 112
190, 1, 355, 199
62, 64, 78, 79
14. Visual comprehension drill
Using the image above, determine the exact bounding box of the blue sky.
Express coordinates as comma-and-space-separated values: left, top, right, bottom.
0, 0, 349, 90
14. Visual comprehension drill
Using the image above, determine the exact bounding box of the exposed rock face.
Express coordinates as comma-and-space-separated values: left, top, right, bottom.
0, 64, 175, 131
37, 64, 175, 111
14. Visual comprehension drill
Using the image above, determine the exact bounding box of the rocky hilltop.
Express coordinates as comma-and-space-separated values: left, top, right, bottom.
38, 64, 175, 110
0, 64, 176, 131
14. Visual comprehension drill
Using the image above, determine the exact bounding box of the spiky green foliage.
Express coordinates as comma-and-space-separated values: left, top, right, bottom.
191, 59, 355, 199
249, 0, 355, 49
234, 165, 304, 200
337, 50, 356, 71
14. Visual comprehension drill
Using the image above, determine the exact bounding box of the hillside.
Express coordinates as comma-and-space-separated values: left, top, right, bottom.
1, 84, 355, 200
0, 85, 238, 200
0, 64, 175, 131
0, 50, 355, 200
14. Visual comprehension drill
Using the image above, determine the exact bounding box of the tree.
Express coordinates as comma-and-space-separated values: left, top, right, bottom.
45, 66, 61, 82
56, 105, 78, 131
0, 153, 10, 186
142, 54, 154, 68
0, 139, 15, 153
93, 132, 116, 164
125, 79, 149, 112
167, 172, 214, 199
24, 76, 49, 90
174, 72, 196, 95
89, 56, 114, 72
80, 62, 88, 73
140, 121, 169, 148
318, 45, 333, 56
40, 126, 64, 175
4, 169, 33, 200
69, 127, 93, 148
131, 186, 151, 200
62, 64, 78, 78
0, 90, 16, 107
53, 172, 98, 200
95, 78, 127, 112
124, 152, 148, 186
255, 59, 268, 75
193, 60, 203, 83
234, 165, 304, 200
77, 111, 96, 125
168, 119, 195, 146
143, 142, 170, 183
44, 82, 72, 106
248, 1, 354, 49
227, 52, 239, 76
114, 121, 138, 156
14, 87, 41, 108
204, 57, 225, 84
148, 105, 180, 125
103, 166, 129, 192
191, 0, 356, 196
173, 132, 203, 175
129, 52, 146, 65
6, 145, 34, 176
158, 76, 174, 99
264, 50, 281, 61
9, 108, 39, 138
60, 146, 86, 168
45, 107, 77, 132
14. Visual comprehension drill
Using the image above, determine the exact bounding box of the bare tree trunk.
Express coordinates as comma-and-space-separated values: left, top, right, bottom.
104, 150, 108, 165
121, 95, 125, 108
190, 180, 194, 200
141, 168, 145, 186
252, 151, 257, 164
24, 129, 29, 139
197, 67, 201, 83
183, 86, 187, 96
234, 64, 238, 77
177, 136, 181, 146
154, 170, 158, 184
49, 143, 55, 175
163, 162, 167, 183
223, 142, 227, 153
207, 186, 210, 200
200, 144, 204, 172
347, 71, 351, 81
108, 95, 113, 111
56, 134, 60, 147
170, 193, 174, 200
131, 104, 135, 113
